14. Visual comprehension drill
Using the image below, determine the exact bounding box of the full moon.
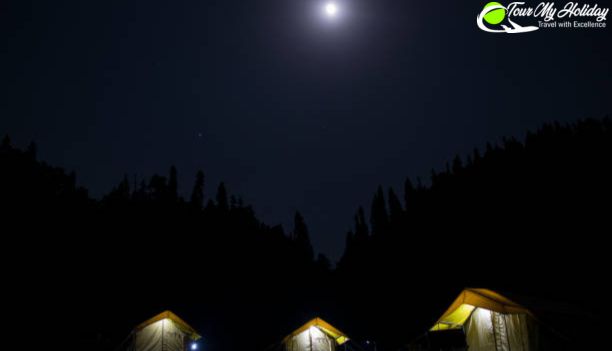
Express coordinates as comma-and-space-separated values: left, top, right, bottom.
324, 2, 338, 17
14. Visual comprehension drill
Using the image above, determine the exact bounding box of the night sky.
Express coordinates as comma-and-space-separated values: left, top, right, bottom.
2, 0, 611, 260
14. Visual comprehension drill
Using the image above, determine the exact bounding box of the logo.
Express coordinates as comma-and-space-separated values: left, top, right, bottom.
478, 2, 539, 33
477, 2, 609, 33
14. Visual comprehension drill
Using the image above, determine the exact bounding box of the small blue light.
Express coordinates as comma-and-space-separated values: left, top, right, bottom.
191, 343, 197, 350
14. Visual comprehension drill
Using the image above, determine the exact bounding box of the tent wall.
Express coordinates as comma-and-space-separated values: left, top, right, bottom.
285, 327, 336, 351
133, 319, 188, 351
465, 308, 537, 351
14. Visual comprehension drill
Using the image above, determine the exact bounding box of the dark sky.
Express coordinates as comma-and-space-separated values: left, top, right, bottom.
2, 0, 611, 260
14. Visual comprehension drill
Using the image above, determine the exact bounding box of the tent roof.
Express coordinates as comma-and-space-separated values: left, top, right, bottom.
135, 311, 201, 340
431, 288, 534, 331
284, 318, 349, 345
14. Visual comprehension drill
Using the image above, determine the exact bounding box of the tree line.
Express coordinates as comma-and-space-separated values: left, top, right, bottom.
2, 117, 609, 351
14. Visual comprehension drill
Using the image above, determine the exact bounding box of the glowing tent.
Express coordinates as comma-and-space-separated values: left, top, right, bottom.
129, 311, 201, 351
283, 318, 350, 351
430, 289, 538, 351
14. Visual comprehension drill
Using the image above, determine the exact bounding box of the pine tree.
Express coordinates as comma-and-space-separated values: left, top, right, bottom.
26, 142, 37, 160
292, 211, 314, 262
452, 155, 463, 174
355, 206, 369, 241
370, 186, 389, 236
104, 175, 130, 205
168, 166, 178, 201
148, 174, 168, 202
404, 177, 416, 211
117, 174, 130, 200
388, 187, 403, 225
190, 170, 205, 209
345, 230, 355, 251
216, 182, 228, 211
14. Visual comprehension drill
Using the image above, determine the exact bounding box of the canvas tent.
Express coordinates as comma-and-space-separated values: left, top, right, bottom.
129, 311, 201, 351
430, 289, 538, 351
283, 318, 350, 351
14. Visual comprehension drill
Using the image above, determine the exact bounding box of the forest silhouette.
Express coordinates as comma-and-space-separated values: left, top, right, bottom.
1, 118, 609, 351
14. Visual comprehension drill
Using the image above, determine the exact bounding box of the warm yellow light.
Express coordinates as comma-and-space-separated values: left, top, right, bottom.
336, 335, 348, 345
430, 304, 476, 331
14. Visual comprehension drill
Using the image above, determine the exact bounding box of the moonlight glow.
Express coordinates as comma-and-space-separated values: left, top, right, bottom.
324, 2, 338, 17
